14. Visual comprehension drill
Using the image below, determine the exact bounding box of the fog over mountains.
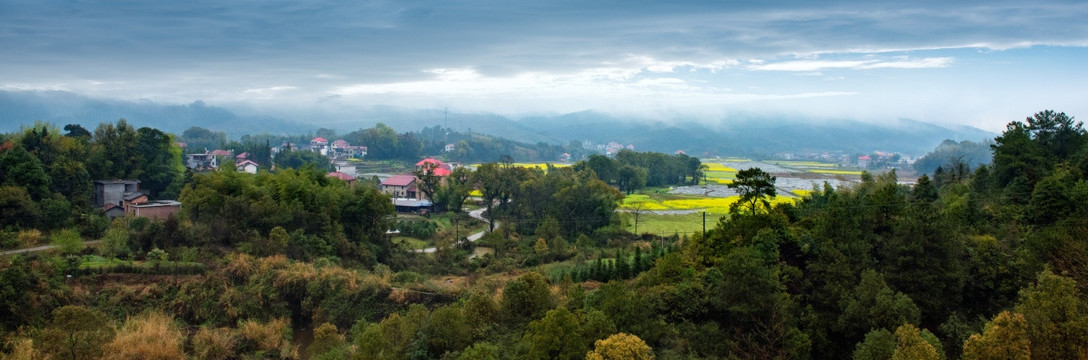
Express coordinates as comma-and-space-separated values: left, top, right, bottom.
0, 90, 992, 156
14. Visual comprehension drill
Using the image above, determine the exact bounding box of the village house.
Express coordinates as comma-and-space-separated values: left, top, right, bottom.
127, 201, 182, 220
416, 158, 452, 176
185, 149, 234, 171
333, 160, 357, 177
327, 171, 357, 186
310, 137, 329, 155
858, 155, 872, 168
330, 139, 367, 159
236, 159, 259, 174
185, 153, 217, 170
381, 174, 421, 200
94, 180, 141, 209
444, 143, 456, 152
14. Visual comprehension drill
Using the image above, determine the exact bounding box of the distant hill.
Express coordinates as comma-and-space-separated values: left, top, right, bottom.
513, 111, 995, 156
0, 90, 994, 156
0, 90, 313, 137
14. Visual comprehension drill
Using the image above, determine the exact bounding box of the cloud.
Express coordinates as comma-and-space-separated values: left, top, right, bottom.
750, 57, 954, 71
0, 1, 1086, 130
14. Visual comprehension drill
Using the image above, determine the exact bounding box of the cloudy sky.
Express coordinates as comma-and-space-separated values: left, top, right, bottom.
2, 0, 1087, 131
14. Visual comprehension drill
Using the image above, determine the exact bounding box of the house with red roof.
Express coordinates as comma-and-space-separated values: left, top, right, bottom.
311, 137, 329, 155
236, 159, 259, 174
416, 158, 452, 176
327, 171, 357, 186
381, 174, 422, 200
858, 155, 872, 168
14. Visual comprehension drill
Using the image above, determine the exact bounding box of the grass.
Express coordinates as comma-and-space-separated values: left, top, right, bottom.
808, 169, 864, 175
393, 236, 429, 250
625, 212, 726, 235
704, 170, 737, 184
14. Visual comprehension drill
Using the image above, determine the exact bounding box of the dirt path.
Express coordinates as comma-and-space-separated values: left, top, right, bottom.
0, 240, 103, 256
415, 207, 498, 253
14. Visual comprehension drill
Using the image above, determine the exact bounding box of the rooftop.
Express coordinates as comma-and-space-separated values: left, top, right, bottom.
381, 174, 416, 187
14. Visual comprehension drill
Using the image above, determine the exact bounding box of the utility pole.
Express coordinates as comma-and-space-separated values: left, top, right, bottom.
702, 211, 706, 238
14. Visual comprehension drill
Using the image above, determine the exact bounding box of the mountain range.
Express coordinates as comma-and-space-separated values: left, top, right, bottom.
0, 90, 994, 156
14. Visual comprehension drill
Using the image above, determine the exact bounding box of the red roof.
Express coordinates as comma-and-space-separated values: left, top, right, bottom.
236, 160, 258, 167
312, 137, 328, 143
381, 174, 416, 187
858, 155, 872, 160
432, 168, 451, 176
326, 172, 355, 181
416, 158, 445, 167
332, 139, 350, 148
209, 149, 232, 156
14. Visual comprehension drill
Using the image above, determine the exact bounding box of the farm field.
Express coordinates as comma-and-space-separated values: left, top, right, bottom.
624, 212, 726, 236
808, 169, 865, 175
766, 160, 840, 168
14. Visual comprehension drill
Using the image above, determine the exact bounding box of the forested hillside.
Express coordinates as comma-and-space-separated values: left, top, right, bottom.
0, 110, 1086, 359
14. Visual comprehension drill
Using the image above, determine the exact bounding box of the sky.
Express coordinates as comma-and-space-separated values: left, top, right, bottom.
2, 0, 1087, 131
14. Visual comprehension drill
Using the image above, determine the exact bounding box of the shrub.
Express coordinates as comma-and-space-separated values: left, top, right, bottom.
102, 311, 185, 360
192, 327, 239, 360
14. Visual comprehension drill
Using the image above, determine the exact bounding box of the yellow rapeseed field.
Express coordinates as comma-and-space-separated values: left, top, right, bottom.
703, 163, 738, 172
622, 194, 797, 214
808, 169, 864, 175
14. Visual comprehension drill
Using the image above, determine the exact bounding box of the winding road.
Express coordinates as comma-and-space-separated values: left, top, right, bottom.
0, 240, 103, 256
415, 207, 498, 253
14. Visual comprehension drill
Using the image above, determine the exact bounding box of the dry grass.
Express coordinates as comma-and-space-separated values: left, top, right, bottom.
192, 327, 239, 360
222, 252, 255, 281
239, 317, 291, 353
17, 229, 42, 248
103, 311, 186, 360
3, 337, 39, 360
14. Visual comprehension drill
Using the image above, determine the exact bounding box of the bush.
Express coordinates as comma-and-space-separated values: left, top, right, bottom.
102, 311, 186, 360
192, 327, 239, 360
396, 219, 438, 239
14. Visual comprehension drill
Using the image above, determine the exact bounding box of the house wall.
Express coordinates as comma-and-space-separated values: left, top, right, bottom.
96, 183, 126, 207
132, 204, 181, 220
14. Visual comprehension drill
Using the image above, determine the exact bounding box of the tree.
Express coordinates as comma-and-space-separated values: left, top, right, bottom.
309, 322, 347, 359
854, 329, 896, 360
961, 311, 1030, 360
0, 144, 51, 200
412, 161, 443, 206
51, 228, 84, 255
728, 167, 777, 214
892, 324, 940, 360
524, 307, 587, 360
134, 127, 184, 198
1025, 110, 1085, 159
0, 185, 39, 228
64, 124, 92, 140
617, 165, 648, 195
457, 342, 499, 360
500, 272, 555, 325
586, 332, 654, 360
1014, 269, 1088, 359
426, 304, 471, 356
839, 270, 921, 341
39, 305, 115, 360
